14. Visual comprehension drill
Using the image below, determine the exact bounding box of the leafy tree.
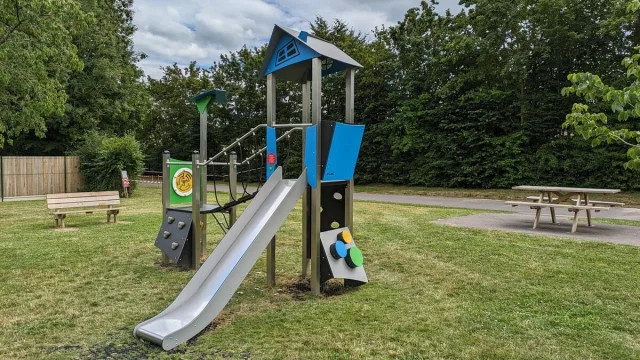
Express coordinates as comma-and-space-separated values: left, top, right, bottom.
4, 0, 149, 155
0, 0, 86, 149
374, 0, 640, 188
562, 46, 640, 169
140, 62, 214, 170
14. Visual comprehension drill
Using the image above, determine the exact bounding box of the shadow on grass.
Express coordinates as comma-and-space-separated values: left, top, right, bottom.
281, 277, 358, 301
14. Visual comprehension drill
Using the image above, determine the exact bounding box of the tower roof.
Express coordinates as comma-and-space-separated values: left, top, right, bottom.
261, 24, 362, 84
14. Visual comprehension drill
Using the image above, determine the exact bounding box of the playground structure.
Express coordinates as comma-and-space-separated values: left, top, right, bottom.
134, 24, 367, 350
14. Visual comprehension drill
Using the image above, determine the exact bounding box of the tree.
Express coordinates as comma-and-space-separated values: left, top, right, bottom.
372, 0, 640, 188
3, 0, 149, 155
562, 46, 640, 170
139, 62, 214, 170
0, 0, 86, 149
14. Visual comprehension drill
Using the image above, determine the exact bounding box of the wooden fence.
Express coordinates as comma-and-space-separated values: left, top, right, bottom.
0, 156, 83, 201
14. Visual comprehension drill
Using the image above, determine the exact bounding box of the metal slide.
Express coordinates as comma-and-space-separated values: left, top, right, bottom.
134, 167, 306, 350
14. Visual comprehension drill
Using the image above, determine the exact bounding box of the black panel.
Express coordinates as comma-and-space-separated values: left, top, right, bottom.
154, 210, 193, 268
168, 204, 224, 214
305, 181, 348, 260
320, 121, 337, 177
320, 181, 347, 233
344, 279, 366, 287
305, 185, 312, 259
320, 245, 334, 284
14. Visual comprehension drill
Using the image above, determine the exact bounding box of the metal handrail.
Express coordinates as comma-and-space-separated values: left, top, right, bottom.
202, 124, 266, 165
201, 123, 309, 166
240, 127, 303, 166
271, 123, 313, 129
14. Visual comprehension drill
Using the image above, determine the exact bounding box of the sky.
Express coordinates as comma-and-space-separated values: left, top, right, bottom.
132, 0, 464, 79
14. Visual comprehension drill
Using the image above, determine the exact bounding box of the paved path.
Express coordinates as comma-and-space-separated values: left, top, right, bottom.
435, 213, 640, 246
142, 181, 639, 245
141, 181, 640, 221
354, 193, 640, 221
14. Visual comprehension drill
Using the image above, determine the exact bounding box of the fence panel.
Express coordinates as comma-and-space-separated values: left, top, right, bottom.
0, 156, 83, 200
65, 156, 84, 193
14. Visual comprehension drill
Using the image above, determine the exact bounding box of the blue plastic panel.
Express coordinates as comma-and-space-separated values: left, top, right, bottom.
304, 125, 318, 188
266, 126, 277, 179
264, 33, 320, 76
323, 122, 365, 182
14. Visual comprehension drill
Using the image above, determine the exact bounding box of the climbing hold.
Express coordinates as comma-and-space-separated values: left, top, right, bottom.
337, 230, 353, 244
178, 221, 185, 229
200, 221, 204, 230
163, 231, 171, 239
345, 246, 363, 268
330, 240, 348, 259
171, 242, 179, 250
167, 216, 175, 224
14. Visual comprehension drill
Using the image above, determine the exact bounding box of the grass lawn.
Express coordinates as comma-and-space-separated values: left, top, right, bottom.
356, 184, 640, 206
1, 187, 640, 359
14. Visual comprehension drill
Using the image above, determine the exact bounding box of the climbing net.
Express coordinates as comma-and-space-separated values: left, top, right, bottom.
206, 126, 300, 234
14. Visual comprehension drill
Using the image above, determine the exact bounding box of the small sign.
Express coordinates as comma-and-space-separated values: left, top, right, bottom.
267, 153, 277, 165
121, 170, 130, 188
172, 168, 193, 197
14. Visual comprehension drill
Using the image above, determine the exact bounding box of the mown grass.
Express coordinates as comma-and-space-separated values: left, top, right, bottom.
356, 184, 640, 206
1, 187, 639, 359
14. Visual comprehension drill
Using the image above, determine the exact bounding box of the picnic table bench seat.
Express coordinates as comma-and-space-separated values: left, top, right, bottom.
46, 191, 124, 228
506, 201, 610, 211
525, 196, 625, 207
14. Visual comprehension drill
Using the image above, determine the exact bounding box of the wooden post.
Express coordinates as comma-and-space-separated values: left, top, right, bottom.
571, 210, 580, 233
572, 193, 582, 233
585, 193, 592, 227
548, 192, 556, 224
533, 207, 542, 229
63, 155, 68, 193
0, 156, 3, 202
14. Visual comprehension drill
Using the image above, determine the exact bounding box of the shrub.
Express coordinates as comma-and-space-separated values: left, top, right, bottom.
76, 133, 145, 196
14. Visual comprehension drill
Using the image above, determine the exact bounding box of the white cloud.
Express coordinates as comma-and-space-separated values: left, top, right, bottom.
132, 0, 464, 78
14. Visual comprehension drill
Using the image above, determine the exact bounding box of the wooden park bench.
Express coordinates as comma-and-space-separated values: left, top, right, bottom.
46, 191, 124, 228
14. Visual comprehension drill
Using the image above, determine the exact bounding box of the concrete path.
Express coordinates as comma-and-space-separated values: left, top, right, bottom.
141, 181, 640, 221
142, 181, 639, 244
353, 193, 640, 221
435, 213, 640, 246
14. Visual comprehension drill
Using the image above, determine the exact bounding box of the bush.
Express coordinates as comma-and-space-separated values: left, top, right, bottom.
76, 133, 145, 196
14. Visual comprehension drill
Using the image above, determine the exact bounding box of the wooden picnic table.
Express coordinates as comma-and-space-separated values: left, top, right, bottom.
506, 186, 623, 233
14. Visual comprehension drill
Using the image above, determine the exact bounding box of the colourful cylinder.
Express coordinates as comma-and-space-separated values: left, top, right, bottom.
330, 240, 348, 259
337, 230, 353, 244
345, 246, 363, 268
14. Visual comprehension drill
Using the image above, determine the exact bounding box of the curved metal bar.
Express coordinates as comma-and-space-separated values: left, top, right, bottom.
202, 124, 267, 165
239, 127, 302, 166
196, 162, 229, 166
